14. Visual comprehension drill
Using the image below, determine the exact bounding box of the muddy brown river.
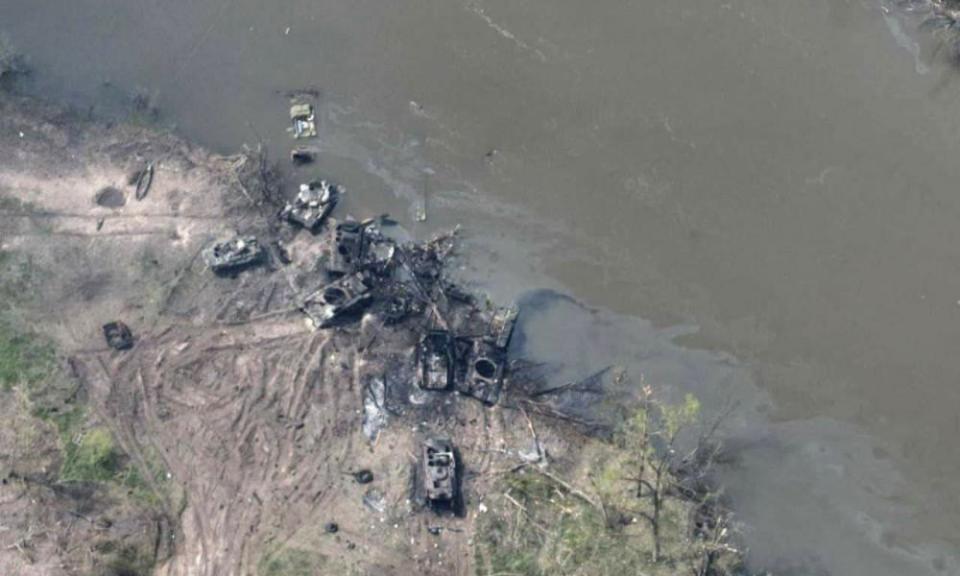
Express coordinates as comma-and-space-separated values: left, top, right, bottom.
3, 1, 959, 574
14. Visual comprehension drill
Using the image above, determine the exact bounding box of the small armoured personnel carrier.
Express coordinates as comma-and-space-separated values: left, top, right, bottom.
459, 339, 507, 405
203, 236, 264, 273
290, 103, 317, 139
300, 273, 373, 328
282, 181, 339, 231
422, 438, 457, 503
417, 330, 456, 391
102, 321, 134, 350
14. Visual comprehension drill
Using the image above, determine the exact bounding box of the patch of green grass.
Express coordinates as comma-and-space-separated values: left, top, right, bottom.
53, 415, 165, 508
60, 427, 120, 483
0, 249, 43, 311
258, 546, 326, 576
0, 315, 165, 508
0, 317, 57, 392
477, 468, 653, 576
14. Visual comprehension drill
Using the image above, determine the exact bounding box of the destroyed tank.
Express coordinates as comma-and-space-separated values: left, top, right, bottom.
300, 273, 373, 328
328, 219, 366, 276
203, 236, 264, 272
328, 219, 397, 277
417, 330, 456, 391
282, 180, 339, 231
422, 438, 457, 503
459, 339, 507, 405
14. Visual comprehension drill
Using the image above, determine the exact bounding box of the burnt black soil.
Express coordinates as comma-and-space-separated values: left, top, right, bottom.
94, 186, 126, 208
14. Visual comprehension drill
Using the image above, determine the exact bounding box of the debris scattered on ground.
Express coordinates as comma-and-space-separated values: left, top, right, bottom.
102, 321, 134, 350
353, 469, 374, 484
362, 377, 389, 442
324, 522, 339, 534
363, 489, 387, 514
203, 235, 265, 273
134, 162, 154, 200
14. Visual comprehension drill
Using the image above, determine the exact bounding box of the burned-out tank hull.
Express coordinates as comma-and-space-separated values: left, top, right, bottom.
203, 236, 264, 272
422, 438, 457, 503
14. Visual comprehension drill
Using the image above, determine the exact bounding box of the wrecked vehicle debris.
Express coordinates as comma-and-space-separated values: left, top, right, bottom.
363, 489, 387, 514
353, 469, 374, 484
490, 306, 518, 350
281, 180, 339, 231
203, 235, 265, 273
458, 339, 507, 405
362, 377, 388, 441
375, 287, 425, 325
290, 148, 315, 165
300, 273, 373, 328
422, 438, 457, 504
328, 219, 366, 276
134, 162, 154, 200
328, 218, 397, 277
102, 321, 134, 350
289, 102, 317, 139
417, 330, 456, 391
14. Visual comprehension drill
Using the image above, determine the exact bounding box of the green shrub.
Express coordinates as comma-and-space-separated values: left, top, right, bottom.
0, 318, 56, 391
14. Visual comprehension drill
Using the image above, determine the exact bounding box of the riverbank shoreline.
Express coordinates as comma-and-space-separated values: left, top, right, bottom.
0, 90, 747, 575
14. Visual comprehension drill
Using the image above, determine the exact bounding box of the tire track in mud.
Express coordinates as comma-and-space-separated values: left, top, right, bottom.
71, 320, 364, 576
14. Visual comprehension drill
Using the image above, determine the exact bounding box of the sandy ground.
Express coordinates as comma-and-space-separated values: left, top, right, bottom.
0, 94, 578, 576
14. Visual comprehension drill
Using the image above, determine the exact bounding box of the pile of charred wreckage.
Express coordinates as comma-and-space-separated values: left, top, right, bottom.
103, 102, 518, 510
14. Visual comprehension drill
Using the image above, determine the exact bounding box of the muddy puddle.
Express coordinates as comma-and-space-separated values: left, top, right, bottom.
93, 186, 125, 208
3, 0, 960, 574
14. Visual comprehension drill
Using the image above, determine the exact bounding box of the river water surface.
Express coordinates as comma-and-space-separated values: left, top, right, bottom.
2, 1, 959, 574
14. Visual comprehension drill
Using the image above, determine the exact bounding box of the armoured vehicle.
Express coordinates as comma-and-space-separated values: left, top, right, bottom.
328, 219, 366, 276
290, 103, 317, 138
422, 438, 457, 503
281, 180, 339, 231
417, 330, 456, 391
102, 321, 134, 350
203, 236, 264, 272
328, 219, 396, 277
458, 339, 507, 405
300, 273, 373, 328
490, 306, 518, 350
